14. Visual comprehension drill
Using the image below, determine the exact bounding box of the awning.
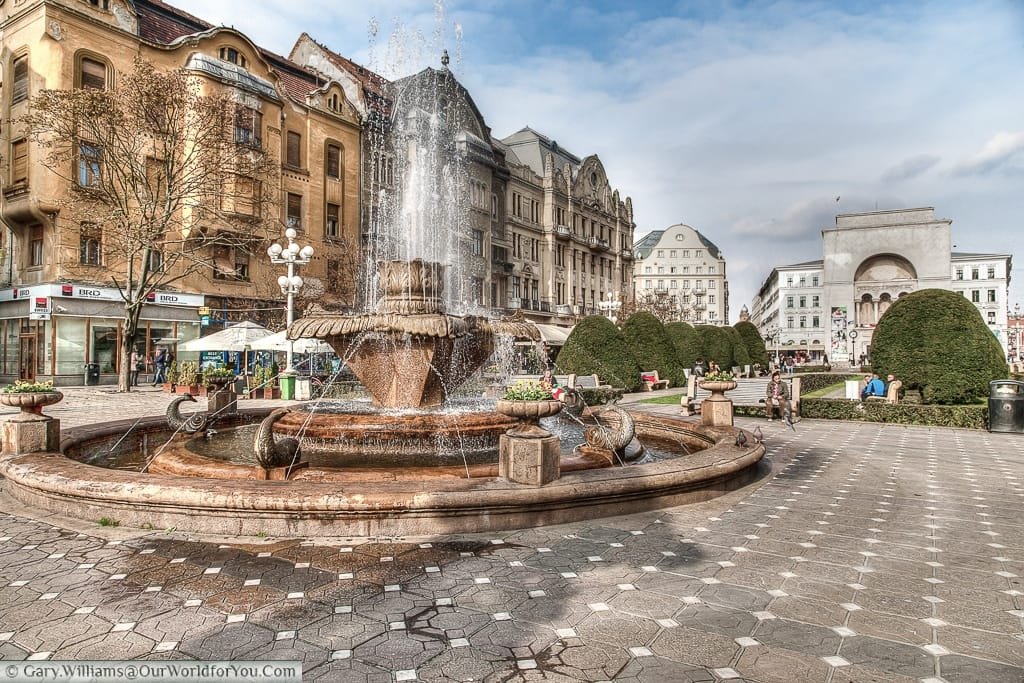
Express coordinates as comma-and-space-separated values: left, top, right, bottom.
535, 324, 573, 345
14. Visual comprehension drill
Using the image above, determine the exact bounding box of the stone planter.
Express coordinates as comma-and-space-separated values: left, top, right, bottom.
698, 380, 737, 401
495, 399, 562, 439
0, 391, 63, 417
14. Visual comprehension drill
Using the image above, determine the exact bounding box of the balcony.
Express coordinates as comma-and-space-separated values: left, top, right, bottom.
587, 236, 610, 251
694, 302, 707, 311
554, 224, 570, 239
692, 288, 706, 295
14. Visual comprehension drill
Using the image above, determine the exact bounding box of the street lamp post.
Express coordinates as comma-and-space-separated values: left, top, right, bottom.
598, 291, 622, 323
266, 227, 314, 373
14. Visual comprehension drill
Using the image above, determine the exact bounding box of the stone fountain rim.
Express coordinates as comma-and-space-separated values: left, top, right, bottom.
288, 313, 540, 342
3, 407, 764, 537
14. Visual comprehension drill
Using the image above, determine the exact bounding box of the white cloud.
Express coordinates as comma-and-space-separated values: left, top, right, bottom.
954, 131, 1024, 175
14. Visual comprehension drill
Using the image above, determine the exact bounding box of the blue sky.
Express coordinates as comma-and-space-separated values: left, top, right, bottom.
173, 0, 1024, 317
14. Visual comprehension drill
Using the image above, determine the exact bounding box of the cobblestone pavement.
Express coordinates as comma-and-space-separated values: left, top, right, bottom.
0, 389, 1022, 682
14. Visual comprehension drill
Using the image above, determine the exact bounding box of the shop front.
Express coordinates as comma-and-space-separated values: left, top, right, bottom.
0, 284, 205, 386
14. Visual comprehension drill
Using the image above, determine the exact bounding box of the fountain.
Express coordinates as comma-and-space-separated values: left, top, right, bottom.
0, 52, 765, 537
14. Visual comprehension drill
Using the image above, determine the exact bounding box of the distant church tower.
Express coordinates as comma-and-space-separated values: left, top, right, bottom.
738, 304, 750, 322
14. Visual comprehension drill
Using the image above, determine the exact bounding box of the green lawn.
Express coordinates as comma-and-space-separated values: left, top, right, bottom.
802, 381, 849, 398
639, 393, 684, 405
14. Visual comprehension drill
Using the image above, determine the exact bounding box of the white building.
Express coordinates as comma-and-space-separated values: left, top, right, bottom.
632, 224, 728, 324
750, 208, 1012, 364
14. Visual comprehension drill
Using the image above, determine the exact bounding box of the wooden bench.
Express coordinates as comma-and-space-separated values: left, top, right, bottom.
866, 379, 902, 405
574, 374, 612, 390
640, 370, 670, 391
680, 376, 802, 417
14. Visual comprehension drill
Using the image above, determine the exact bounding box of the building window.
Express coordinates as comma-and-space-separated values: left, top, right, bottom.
786, 296, 794, 309
12, 56, 29, 105
218, 47, 246, 68
657, 266, 664, 274
325, 203, 340, 238
682, 250, 690, 257
212, 243, 249, 281
76, 56, 107, 90
234, 108, 262, 147
682, 280, 690, 289
471, 229, 483, 256
149, 249, 164, 273
971, 268, 979, 280
374, 155, 394, 186
987, 266, 996, 279
79, 224, 101, 266
695, 249, 702, 257
286, 131, 302, 168
987, 289, 997, 303
799, 276, 806, 287
286, 193, 302, 230
670, 250, 676, 258
799, 316, 807, 328
708, 266, 715, 274
644, 280, 652, 290
812, 275, 819, 286
812, 295, 820, 308
787, 316, 794, 329
29, 226, 43, 267
799, 295, 806, 308
326, 259, 342, 292
78, 143, 102, 187
955, 267, 963, 280
657, 250, 664, 257
708, 294, 715, 303
786, 276, 793, 287
326, 144, 341, 179
812, 315, 820, 328
669, 280, 677, 289
644, 266, 652, 274
11, 139, 28, 187
708, 280, 716, 289
971, 290, 980, 303
87, 0, 110, 9
988, 311, 996, 323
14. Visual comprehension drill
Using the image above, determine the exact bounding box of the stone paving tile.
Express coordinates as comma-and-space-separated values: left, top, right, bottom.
1, 403, 1022, 681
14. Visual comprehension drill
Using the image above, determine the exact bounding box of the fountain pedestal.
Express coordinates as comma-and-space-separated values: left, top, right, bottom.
0, 392, 63, 455
499, 434, 560, 486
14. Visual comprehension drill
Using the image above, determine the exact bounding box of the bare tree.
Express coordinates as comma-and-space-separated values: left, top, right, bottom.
22, 59, 280, 391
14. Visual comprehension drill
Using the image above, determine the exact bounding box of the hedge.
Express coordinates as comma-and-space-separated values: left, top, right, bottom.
725, 326, 752, 368
556, 315, 641, 391
666, 322, 702, 370
734, 321, 770, 368
694, 324, 734, 369
870, 289, 1006, 404
622, 312, 688, 387
800, 398, 988, 429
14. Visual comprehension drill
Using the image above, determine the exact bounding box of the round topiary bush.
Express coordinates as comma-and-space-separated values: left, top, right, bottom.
666, 322, 702, 371
694, 325, 734, 369
621, 312, 687, 387
734, 320, 770, 368
556, 315, 641, 391
870, 288, 1007, 404
725, 326, 752, 369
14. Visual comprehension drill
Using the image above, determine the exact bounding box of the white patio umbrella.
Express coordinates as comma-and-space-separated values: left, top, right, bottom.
178, 321, 272, 352
249, 330, 334, 354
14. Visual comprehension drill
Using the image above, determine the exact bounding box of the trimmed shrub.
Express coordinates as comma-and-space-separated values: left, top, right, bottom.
556, 316, 641, 391
734, 321, 770, 368
577, 387, 625, 406
801, 398, 987, 429
725, 326, 751, 368
665, 322, 702, 371
694, 325, 734, 369
622, 312, 687, 387
870, 289, 1006, 404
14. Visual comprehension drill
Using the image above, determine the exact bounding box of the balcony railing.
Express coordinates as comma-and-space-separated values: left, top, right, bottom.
554, 224, 570, 238
587, 236, 610, 251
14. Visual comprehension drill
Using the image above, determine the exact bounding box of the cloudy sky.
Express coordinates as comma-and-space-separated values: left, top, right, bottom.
173, 0, 1024, 318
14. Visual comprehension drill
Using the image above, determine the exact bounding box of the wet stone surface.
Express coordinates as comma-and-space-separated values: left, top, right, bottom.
0, 401, 1022, 681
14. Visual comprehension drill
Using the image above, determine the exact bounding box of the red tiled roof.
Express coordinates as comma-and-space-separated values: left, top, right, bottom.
134, 0, 213, 45
258, 48, 323, 103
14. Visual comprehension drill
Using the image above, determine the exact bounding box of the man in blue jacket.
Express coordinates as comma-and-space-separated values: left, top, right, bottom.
861, 373, 885, 400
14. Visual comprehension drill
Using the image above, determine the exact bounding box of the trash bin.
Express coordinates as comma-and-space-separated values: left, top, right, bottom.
84, 362, 100, 386
295, 377, 312, 401
988, 380, 1024, 433
279, 373, 296, 401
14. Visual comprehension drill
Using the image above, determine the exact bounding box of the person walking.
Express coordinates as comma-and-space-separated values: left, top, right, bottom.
152, 348, 168, 385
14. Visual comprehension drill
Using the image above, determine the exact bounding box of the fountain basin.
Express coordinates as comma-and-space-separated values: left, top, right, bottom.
0, 408, 765, 537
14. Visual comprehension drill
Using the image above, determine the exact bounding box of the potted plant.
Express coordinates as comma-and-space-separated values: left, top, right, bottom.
164, 360, 178, 392
259, 366, 280, 399
495, 380, 562, 438
175, 361, 200, 395
203, 366, 236, 391
0, 379, 64, 416
699, 370, 738, 399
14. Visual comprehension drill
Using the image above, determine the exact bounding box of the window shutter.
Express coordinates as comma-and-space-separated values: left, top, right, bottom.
286, 132, 301, 167
80, 58, 106, 90
11, 140, 28, 185
12, 57, 29, 104
326, 145, 340, 178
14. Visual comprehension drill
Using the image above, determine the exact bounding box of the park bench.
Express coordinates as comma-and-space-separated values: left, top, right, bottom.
866, 379, 902, 405
574, 374, 612, 390
679, 375, 802, 418
640, 370, 670, 391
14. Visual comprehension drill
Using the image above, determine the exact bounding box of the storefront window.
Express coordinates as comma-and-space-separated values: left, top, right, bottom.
90, 319, 120, 373
56, 317, 88, 376
3, 320, 18, 376
147, 324, 175, 364
37, 320, 50, 375
177, 321, 201, 364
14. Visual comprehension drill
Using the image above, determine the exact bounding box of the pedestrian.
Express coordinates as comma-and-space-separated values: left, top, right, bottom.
130, 348, 142, 387
784, 355, 795, 376
152, 348, 168, 385
765, 371, 790, 421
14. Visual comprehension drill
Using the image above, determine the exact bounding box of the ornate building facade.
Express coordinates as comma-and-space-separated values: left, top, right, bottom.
750, 208, 1012, 364
631, 224, 728, 324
